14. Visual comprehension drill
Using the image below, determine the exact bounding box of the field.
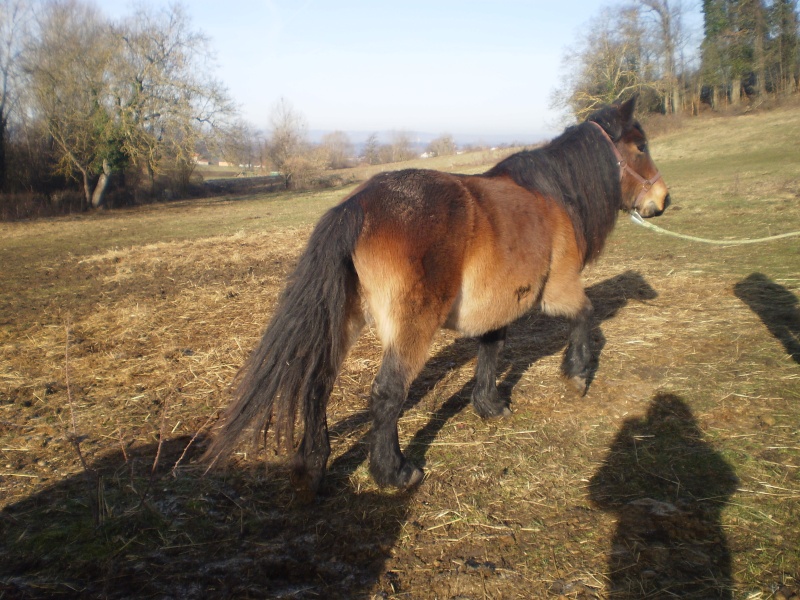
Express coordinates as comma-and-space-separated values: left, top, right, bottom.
1, 108, 799, 599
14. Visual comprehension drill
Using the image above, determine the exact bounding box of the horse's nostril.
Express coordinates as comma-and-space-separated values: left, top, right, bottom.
663, 194, 672, 210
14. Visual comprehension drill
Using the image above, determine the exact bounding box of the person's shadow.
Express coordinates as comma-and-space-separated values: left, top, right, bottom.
734, 273, 800, 364
589, 393, 739, 599
0, 270, 657, 599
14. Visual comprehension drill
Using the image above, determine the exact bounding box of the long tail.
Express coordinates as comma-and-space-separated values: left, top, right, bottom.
202, 197, 364, 467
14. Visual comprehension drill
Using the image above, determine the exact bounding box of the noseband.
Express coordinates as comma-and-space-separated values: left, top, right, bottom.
589, 121, 663, 209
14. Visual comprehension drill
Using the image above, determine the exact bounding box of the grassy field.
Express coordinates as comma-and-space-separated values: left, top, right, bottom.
1, 107, 798, 599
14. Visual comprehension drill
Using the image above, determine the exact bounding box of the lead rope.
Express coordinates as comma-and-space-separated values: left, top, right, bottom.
629, 211, 800, 245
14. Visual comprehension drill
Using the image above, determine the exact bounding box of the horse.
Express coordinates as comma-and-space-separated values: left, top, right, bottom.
201, 96, 670, 495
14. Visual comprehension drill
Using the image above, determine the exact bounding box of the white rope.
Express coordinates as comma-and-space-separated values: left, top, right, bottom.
629, 211, 800, 245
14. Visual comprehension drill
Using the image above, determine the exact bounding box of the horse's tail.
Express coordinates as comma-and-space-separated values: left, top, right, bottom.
202, 197, 364, 469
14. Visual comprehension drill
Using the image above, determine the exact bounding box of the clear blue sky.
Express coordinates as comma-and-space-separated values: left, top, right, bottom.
99, 1, 701, 142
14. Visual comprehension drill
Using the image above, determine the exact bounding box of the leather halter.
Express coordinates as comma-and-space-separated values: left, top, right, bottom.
589, 121, 663, 209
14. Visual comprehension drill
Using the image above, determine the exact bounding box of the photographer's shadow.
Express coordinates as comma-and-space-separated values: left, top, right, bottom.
589, 393, 738, 599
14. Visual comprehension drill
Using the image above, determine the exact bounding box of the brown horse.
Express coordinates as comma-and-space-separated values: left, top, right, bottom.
202, 97, 670, 494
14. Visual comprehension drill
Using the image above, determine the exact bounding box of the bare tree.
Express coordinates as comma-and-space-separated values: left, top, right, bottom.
638, 0, 690, 113
427, 133, 457, 157
552, 7, 654, 121
222, 120, 262, 173
114, 3, 236, 196
0, 0, 30, 192
25, 1, 236, 207
266, 98, 314, 188
320, 130, 354, 169
362, 133, 380, 165
25, 0, 118, 208
387, 130, 415, 162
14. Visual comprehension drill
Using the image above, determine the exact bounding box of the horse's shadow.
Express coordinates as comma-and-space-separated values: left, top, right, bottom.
588, 393, 738, 599
0, 270, 656, 599
734, 272, 800, 364
329, 269, 658, 473
0, 437, 413, 599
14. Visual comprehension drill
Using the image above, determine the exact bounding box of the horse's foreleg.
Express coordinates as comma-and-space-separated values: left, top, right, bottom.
471, 327, 511, 417
368, 352, 424, 489
562, 302, 594, 396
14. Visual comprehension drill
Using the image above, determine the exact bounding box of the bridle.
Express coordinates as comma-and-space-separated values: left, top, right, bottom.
589, 121, 663, 210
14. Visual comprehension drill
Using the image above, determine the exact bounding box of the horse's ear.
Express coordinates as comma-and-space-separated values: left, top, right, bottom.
618, 95, 637, 126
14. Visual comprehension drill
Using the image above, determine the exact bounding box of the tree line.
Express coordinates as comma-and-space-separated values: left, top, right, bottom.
0, 1, 463, 219
552, 0, 799, 120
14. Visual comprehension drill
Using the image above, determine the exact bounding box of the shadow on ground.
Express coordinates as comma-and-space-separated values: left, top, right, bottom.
1, 270, 657, 599
734, 272, 800, 364
589, 393, 739, 599
1, 436, 414, 599
330, 269, 658, 472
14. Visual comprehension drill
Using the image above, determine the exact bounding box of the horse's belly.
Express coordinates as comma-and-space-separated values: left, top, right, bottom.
444, 277, 542, 336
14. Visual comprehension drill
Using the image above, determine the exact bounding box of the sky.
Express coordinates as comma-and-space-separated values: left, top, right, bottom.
98, 0, 700, 144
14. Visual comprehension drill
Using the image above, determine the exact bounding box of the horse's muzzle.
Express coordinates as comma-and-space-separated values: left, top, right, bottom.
639, 194, 670, 218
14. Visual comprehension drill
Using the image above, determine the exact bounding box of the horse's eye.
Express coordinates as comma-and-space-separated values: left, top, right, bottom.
637, 143, 648, 153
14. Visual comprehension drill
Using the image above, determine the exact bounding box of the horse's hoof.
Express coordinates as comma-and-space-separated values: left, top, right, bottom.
402, 464, 424, 490
568, 375, 588, 396
290, 461, 325, 500
472, 391, 511, 419
482, 405, 512, 419
370, 456, 424, 490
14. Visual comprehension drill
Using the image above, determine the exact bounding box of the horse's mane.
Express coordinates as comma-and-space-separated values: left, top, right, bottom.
485, 105, 625, 264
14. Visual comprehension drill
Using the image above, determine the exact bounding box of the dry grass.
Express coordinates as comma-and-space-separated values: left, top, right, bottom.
1, 107, 799, 599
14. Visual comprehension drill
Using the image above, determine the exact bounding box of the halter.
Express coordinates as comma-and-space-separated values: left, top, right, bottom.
589, 120, 663, 210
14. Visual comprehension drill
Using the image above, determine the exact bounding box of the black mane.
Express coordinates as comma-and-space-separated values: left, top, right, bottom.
485, 104, 626, 264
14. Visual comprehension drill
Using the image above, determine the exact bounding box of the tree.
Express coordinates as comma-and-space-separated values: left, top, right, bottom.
552, 7, 654, 121
386, 130, 415, 162
638, 0, 690, 114
362, 133, 380, 165
772, 0, 799, 94
25, 0, 119, 208
427, 133, 457, 157
114, 3, 236, 196
700, 0, 778, 107
266, 98, 315, 189
700, 0, 730, 107
222, 120, 262, 173
24, 1, 236, 208
0, 0, 29, 192
320, 130, 354, 169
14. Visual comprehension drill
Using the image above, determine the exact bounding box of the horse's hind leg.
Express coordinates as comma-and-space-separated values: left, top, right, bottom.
291, 292, 364, 497
471, 327, 511, 417
368, 350, 424, 489
562, 302, 594, 396
290, 380, 331, 497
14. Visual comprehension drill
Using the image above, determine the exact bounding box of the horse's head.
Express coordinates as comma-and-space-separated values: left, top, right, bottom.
589, 97, 670, 218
